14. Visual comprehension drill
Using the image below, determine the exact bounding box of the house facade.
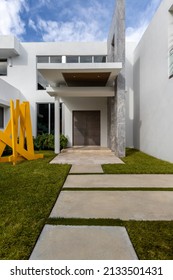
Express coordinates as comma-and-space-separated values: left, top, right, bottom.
1, 0, 173, 162
0, 0, 126, 157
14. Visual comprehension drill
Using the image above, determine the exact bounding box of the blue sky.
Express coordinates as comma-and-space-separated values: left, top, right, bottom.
0, 0, 163, 43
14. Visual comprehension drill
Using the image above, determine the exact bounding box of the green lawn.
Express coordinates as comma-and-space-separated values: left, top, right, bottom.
1, 148, 173, 260
125, 220, 173, 260
103, 148, 173, 174
0, 151, 70, 260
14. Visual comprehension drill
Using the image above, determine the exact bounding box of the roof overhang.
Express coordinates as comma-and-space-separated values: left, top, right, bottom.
0, 36, 21, 58
47, 86, 115, 97
38, 62, 122, 91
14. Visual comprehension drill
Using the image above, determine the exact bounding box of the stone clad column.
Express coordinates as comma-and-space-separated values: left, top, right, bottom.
107, 0, 125, 158
54, 96, 60, 154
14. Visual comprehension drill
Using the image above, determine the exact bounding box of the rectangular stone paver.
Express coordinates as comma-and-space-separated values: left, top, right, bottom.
50, 191, 173, 220
50, 152, 124, 165
70, 164, 103, 174
30, 225, 138, 260
63, 174, 173, 188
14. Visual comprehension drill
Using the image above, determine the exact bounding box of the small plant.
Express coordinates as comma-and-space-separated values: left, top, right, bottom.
60, 134, 68, 150
34, 134, 54, 150
34, 134, 68, 151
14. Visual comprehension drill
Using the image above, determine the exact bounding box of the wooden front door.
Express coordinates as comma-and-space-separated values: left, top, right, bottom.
73, 111, 100, 146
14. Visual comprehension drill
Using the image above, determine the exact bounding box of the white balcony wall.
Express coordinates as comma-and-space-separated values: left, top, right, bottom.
125, 42, 136, 148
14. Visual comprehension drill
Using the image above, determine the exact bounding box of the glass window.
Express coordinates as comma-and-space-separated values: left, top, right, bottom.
37, 56, 49, 63
0, 106, 4, 128
37, 103, 62, 135
169, 48, 173, 78
80, 56, 92, 63
37, 104, 49, 135
50, 56, 62, 63
0, 59, 7, 76
66, 56, 78, 63
37, 103, 55, 135
60, 103, 62, 134
94, 56, 107, 63
50, 103, 55, 134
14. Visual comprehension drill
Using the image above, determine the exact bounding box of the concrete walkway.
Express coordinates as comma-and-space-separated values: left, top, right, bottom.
30, 153, 173, 260
30, 225, 138, 260
50, 191, 173, 220
70, 164, 103, 174
50, 147, 124, 165
64, 174, 173, 188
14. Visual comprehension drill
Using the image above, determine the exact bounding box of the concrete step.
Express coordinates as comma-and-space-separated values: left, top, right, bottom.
50, 154, 124, 165
61, 146, 112, 154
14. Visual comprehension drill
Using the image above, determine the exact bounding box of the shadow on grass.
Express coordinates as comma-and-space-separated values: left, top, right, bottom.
125, 148, 139, 158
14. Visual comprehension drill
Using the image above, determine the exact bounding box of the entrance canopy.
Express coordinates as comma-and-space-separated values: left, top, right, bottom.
37, 62, 122, 97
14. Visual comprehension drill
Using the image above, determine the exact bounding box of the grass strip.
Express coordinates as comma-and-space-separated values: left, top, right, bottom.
0, 151, 70, 260
47, 218, 124, 226
47, 218, 173, 260
62, 187, 173, 191
103, 148, 173, 174
70, 173, 104, 175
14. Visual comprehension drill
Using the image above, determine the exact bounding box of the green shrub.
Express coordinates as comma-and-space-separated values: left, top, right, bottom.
2, 134, 68, 153
60, 134, 68, 150
34, 134, 54, 150
34, 134, 68, 151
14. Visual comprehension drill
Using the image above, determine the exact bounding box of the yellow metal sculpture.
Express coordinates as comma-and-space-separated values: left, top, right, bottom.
0, 99, 43, 165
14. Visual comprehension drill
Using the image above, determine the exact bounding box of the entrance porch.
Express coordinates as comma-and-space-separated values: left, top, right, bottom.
37, 61, 122, 154
50, 146, 124, 165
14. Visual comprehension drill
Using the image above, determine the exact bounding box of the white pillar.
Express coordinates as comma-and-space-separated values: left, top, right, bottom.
55, 96, 60, 154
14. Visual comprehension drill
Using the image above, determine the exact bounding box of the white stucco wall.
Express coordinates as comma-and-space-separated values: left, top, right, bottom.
133, 0, 173, 162
125, 42, 136, 147
0, 35, 21, 57
61, 97, 108, 147
0, 79, 23, 129
1, 41, 107, 137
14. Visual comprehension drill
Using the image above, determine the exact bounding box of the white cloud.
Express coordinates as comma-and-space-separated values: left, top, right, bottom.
29, 0, 109, 42
126, 0, 162, 43
0, 0, 27, 37
37, 17, 104, 42
28, 19, 37, 32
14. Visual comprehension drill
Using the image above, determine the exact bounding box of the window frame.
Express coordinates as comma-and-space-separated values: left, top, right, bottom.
50, 56, 62, 63
0, 59, 8, 76
37, 103, 55, 135
36, 102, 62, 136
66, 56, 79, 63
80, 56, 92, 63
37, 56, 49, 63
94, 55, 107, 63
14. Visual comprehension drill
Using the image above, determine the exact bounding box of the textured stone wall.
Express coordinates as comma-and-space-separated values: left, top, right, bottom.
107, 0, 125, 157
